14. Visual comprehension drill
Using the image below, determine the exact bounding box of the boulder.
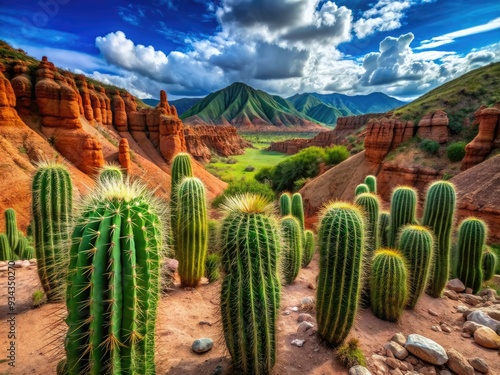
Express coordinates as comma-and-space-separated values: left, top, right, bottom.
445, 348, 474, 375
404, 334, 448, 365
473, 326, 500, 349
467, 309, 500, 334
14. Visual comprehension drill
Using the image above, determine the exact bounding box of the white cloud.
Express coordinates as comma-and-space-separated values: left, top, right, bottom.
354, 0, 411, 39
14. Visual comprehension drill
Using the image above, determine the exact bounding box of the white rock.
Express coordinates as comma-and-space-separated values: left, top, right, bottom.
291, 339, 305, 347
404, 334, 448, 365
467, 310, 500, 334
349, 365, 372, 375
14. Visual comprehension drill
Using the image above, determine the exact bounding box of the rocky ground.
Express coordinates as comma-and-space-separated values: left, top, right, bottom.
0, 256, 499, 375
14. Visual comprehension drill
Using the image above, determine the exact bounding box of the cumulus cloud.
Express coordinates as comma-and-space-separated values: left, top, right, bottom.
354, 0, 411, 39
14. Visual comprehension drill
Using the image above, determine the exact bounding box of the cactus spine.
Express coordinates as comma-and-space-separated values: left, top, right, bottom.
220, 194, 281, 374
398, 226, 434, 309
65, 180, 164, 375
5, 208, 19, 251
291, 193, 305, 231
205, 253, 220, 282
279, 192, 292, 216
170, 153, 193, 248
97, 164, 124, 184
370, 249, 408, 322
355, 193, 380, 256
176, 177, 208, 287
422, 181, 456, 297
482, 247, 497, 282
280, 216, 303, 284
388, 186, 418, 247
0, 233, 12, 261
355, 183, 369, 196
456, 218, 486, 294
302, 229, 315, 267
379, 211, 390, 248
364, 175, 377, 194
32, 162, 73, 302
316, 202, 364, 346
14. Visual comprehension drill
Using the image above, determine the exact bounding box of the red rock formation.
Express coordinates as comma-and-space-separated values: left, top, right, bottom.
417, 110, 449, 143
112, 90, 128, 131
81, 135, 104, 174
121, 92, 137, 112
118, 138, 131, 173
159, 116, 186, 163
99, 87, 112, 126
462, 106, 500, 170
10, 64, 32, 115
157, 90, 172, 115
0, 63, 25, 127
364, 118, 414, 163
88, 84, 103, 123
75, 74, 94, 122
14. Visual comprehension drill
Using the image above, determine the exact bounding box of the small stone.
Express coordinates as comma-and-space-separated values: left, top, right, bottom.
473, 326, 500, 349
461, 332, 471, 339
467, 311, 500, 334
192, 338, 213, 354
386, 349, 395, 358
447, 279, 466, 292
282, 310, 291, 316
391, 332, 406, 347
446, 348, 474, 375
428, 309, 439, 316
465, 287, 473, 294
463, 321, 483, 334
290, 306, 299, 312
297, 313, 314, 323
297, 321, 314, 333
349, 365, 372, 375
307, 282, 316, 290
291, 339, 305, 347
407, 356, 418, 366
301, 297, 314, 305
21, 260, 30, 268
14, 260, 23, 268
432, 325, 442, 332
463, 294, 483, 306
441, 325, 453, 333
386, 358, 400, 369
467, 357, 489, 374
404, 334, 448, 365
444, 290, 459, 300
457, 305, 469, 313
420, 366, 437, 375
384, 341, 408, 360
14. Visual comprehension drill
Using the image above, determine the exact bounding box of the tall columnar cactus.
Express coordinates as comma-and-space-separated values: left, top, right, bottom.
302, 229, 315, 268
370, 249, 408, 322
355, 183, 369, 196
482, 247, 497, 282
170, 153, 193, 247
220, 194, 281, 375
176, 177, 208, 287
65, 179, 164, 375
355, 193, 380, 256
456, 218, 487, 294
379, 211, 390, 248
32, 162, 73, 302
280, 215, 303, 284
388, 186, 418, 247
279, 192, 292, 216
0, 234, 12, 261
422, 181, 456, 298
5, 208, 19, 251
364, 175, 377, 194
97, 164, 124, 184
291, 193, 305, 231
316, 202, 364, 346
398, 225, 434, 309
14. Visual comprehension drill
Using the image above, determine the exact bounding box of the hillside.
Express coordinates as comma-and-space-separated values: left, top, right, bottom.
181, 82, 325, 131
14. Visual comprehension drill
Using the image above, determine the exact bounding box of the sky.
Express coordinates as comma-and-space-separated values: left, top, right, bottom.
0, 0, 499, 100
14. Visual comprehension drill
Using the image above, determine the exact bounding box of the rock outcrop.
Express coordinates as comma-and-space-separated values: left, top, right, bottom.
10, 63, 32, 115
75, 74, 93, 122
364, 118, 414, 163
417, 110, 449, 143
0, 63, 25, 127
462, 106, 500, 170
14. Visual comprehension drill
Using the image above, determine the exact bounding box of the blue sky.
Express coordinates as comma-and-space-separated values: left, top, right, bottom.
1, 0, 499, 100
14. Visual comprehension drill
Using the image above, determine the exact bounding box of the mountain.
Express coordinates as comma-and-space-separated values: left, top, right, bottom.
143, 97, 202, 115
181, 82, 325, 131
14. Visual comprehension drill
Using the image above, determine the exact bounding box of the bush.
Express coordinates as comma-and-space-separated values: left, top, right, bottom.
447, 142, 467, 162
244, 165, 255, 172
325, 145, 349, 165
336, 338, 366, 368
212, 178, 275, 208
419, 139, 440, 155
255, 166, 273, 184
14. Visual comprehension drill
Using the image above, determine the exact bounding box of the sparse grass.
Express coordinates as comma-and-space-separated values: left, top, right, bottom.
336, 338, 367, 368
18, 146, 27, 154
32, 289, 46, 308
96, 125, 119, 147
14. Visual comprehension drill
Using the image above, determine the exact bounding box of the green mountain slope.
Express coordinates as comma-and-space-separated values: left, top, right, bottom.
142, 97, 202, 115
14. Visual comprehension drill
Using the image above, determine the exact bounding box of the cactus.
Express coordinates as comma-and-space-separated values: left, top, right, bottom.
97, 164, 124, 184
379, 211, 390, 248
355, 183, 369, 196
370, 249, 408, 322
170, 153, 193, 249
398, 225, 434, 309
176, 177, 208, 287
316, 202, 364, 346
280, 215, 303, 284
388, 186, 418, 247
65, 179, 164, 375
355, 193, 380, 256
279, 192, 292, 216
220, 194, 281, 374
364, 175, 377, 194
14, 234, 29, 259
5, 208, 19, 251
205, 253, 220, 282
32, 162, 73, 302
302, 229, 315, 267
456, 218, 487, 294
422, 181, 456, 298
482, 247, 497, 282
291, 193, 305, 231
0, 234, 12, 261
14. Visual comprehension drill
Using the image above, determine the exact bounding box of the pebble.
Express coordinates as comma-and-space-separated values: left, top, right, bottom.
407, 356, 418, 366
348, 365, 372, 375
441, 325, 453, 333
463, 321, 483, 334
473, 326, 500, 349
467, 357, 488, 374
456, 305, 469, 313
463, 294, 482, 306
428, 309, 439, 316
384, 341, 408, 360
420, 366, 437, 375
465, 287, 473, 294
290, 306, 299, 312
386, 358, 400, 369
404, 334, 448, 365
431, 325, 442, 332
447, 279, 466, 292
467, 311, 500, 334
391, 332, 406, 347
461, 332, 471, 339
291, 339, 305, 347
446, 348, 474, 375
282, 310, 292, 316
192, 338, 213, 354
301, 297, 314, 306
297, 321, 314, 333
297, 313, 314, 323
444, 290, 459, 300
21, 260, 30, 268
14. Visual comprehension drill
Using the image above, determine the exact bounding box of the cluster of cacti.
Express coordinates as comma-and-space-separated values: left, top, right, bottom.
205, 253, 221, 282
280, 215, 303, 284
97, 164, 124, 184
32, 162, 73, 302
0, 234, 12, 261
302, 229, 315, 267
5, 208, 19, 251
316, 202, 364, 346
355, 183, 369, 196
422, 181, 456, 297
65, 179, 164, 375
398, 225, 434, 308
456, 218, 487, 294
370, 249, 408, 322
388, 186, 418, 247
482, 247, 497, 282
279, 192, 291, 216
354, 193, 380, 255
1, 208, 35, 260
220, 194, 281, 374
176, 177, 208, 287
378, 211, 390, 248
170, 153, 193, 247
364, 175, 377, 194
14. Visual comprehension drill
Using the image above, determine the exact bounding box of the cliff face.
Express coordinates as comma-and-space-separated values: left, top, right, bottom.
364, 118, 414, 163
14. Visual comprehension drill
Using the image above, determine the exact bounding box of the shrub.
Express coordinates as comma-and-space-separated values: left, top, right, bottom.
325, 145, 349, 165
254, 166, 273, 183
244, 165, 255, 172
419, 139, 440, 155
212, 178, 275, 208
447, 142, 466, 162
336, 338, 366, 368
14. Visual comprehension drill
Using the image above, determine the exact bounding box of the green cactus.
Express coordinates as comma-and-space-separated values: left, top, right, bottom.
379, 211, 390, 248
355, 183, 369, 196
0, 233, 12, 261
65, 179, 164, 375
398, 225, 434, 309
422, 181, 456, 298
456, 218, 487, 294
364, 175, 377, 194
205, 253, 220, 282
280, 215, 303, 284
370, 249, 408, 322
302, 229, 315, 267
291, 193, 305, 231
316, 202, 364, 346
170, 153, 193, 249
32, 162, 73, 302
279, 192, 292, 216
220, 194, 281, 375
388, 186, 418, 247
14, 234, 29, 259
176, 177, 208, 287
482, 247, 497, 282
97, 164, 124, 184
5, 208, 19, 251
354, 193, 380, 256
